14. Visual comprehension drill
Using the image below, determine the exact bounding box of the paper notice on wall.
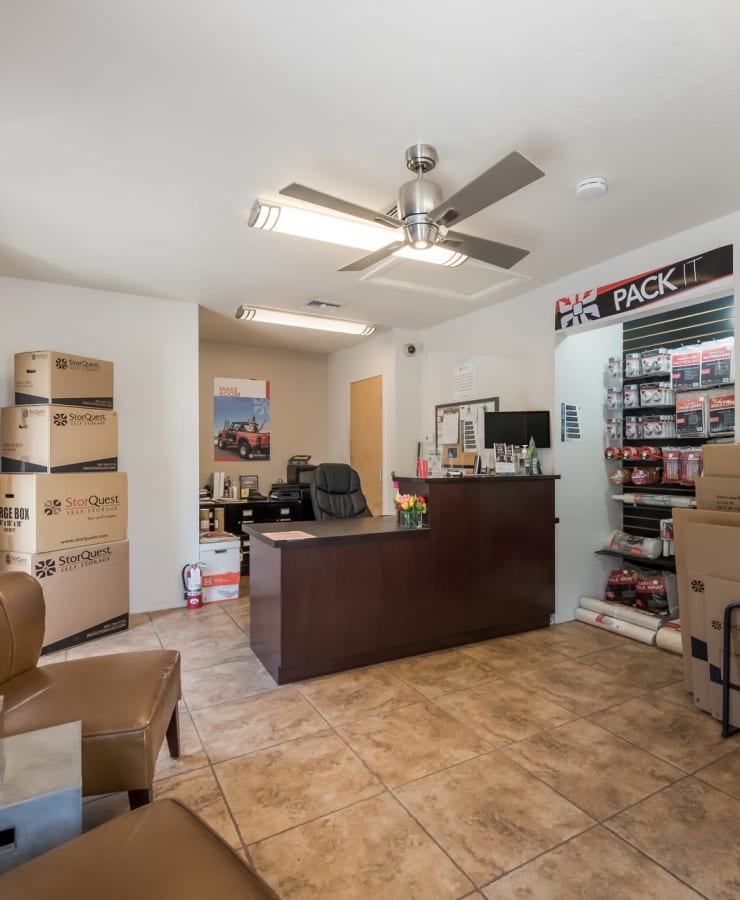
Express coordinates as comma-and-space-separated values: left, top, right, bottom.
441, 412, 459, 444
561, 403, 582, 442
453, 363, 476, 401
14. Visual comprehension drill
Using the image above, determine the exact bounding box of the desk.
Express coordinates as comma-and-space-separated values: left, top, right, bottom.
0, 721, 82, 873
246, 475, 558, 683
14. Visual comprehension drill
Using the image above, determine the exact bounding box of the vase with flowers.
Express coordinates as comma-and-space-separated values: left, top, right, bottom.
395, 492, 427, 528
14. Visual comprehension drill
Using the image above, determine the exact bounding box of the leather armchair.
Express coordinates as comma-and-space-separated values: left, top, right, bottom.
0, 798, 279, 899
0, 571, 181, 808
309, 462, 372, 520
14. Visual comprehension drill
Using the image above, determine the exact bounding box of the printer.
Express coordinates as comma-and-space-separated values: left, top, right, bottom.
286, 454, 316, 485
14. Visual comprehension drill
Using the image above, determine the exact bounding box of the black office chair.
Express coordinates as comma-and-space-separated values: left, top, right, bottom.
310, 463, 372, 520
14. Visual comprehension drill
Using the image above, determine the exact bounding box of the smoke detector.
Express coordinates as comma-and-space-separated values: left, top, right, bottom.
575, 177, 608, 200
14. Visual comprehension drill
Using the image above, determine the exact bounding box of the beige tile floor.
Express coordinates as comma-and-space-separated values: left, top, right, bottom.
47, 597, 740, 899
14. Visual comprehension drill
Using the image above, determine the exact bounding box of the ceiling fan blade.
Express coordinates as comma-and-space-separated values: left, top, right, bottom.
279, 183, 402, 229
429, 151, 544, 228
339, 241, 406, 272
446, 230, 529, 269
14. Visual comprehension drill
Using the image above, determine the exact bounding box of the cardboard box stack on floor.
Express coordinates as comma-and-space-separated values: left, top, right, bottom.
0, 351, 129, 653
675, 443, 740, 730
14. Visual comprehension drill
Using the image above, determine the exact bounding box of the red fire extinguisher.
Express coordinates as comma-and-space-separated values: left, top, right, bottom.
182, 562, 204, 609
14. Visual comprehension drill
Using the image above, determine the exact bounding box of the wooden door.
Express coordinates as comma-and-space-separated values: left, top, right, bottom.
350, 375, 383, 515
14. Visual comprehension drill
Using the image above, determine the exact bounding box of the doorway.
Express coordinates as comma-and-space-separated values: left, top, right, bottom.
350, 375, 383, 515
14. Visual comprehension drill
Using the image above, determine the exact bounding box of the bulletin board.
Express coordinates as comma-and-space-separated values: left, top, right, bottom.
434, 396, 499, 468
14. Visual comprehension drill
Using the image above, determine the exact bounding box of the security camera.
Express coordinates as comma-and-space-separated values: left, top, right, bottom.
403, 343, 419, 357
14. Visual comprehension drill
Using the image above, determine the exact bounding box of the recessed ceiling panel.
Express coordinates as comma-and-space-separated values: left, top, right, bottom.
359, 256, 529, 302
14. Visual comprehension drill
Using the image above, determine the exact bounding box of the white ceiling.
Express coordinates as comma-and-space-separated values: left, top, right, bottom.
2, 1, 740, 354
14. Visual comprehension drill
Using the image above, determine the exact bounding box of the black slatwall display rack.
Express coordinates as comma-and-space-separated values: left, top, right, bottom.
619, 295, 734, 546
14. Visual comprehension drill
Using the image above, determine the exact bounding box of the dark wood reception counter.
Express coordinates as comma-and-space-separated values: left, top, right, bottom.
246, 475, 558, 684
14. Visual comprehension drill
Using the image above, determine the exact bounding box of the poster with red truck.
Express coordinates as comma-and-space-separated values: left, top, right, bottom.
213, 378, 270, 461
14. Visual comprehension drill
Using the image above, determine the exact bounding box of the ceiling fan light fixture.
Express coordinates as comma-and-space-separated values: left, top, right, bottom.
235, 305, 375, 336
248, 200, 467, 267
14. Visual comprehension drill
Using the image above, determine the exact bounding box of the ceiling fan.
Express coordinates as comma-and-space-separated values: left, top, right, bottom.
278, 143, 544, 272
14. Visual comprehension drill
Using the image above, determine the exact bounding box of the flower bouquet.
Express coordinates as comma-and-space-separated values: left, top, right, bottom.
395, 492, 427, 528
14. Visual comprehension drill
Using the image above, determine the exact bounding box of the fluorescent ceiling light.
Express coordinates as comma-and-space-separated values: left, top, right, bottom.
249, 201, 466, 268
235, 305, 375, 336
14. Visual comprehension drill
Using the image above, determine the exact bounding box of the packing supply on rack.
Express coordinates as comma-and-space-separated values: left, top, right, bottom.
624, 352, 642, 378
639, 382, 675, 407
634, 572, 678, 617
680, 447, 703, 484
675, 391, 708, 437
605, 418, 622, 441
607, 530, 663, 559
624, 416, 643, 439
707, 388, 735, 435
606, 357, 622, 381
641, 413, 676, 438
611, 493, 696, 508
659, 518, 674, 556
580, 595, 664, 630
575, 607, 657, 645
671, 346, 702, 389
604, 568, 637, 604
640, 347, 672, 375
623, 383, 640, 409
606, 387, 623, 410
699, 336, 734, 386
604, 446, 622, 460
630, 467, 661, 486
608, 467, 631, 486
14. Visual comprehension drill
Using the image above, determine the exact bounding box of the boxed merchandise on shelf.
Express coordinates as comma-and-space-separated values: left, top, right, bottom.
1, 404, 118, 472
0, 472, 127, 552
14, 350, 114, 408
0, 539, 129, 652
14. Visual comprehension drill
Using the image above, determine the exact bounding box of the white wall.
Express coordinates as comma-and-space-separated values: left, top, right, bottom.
328, 210, 739, 620
0, 277, 199, 612
328, 328, 422, 513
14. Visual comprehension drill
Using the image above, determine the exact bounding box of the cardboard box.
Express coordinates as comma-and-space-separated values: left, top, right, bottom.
199, 538, 240, 602
695, 475, 740, 513
15, 350, 113, 409
1, 405, 117, 473
0, 472, 127, 553
0, 540, 129, 652
681, 520, 740, 714
704, 576, 740, 730
673, 508, 740, 692
701, 443, 740, 477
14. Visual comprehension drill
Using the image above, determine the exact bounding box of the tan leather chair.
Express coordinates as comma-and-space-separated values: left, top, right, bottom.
0, 798, 279, 899
0, 571, 181, 808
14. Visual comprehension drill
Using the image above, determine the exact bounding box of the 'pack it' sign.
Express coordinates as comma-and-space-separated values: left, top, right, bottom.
554, 245, 733, 331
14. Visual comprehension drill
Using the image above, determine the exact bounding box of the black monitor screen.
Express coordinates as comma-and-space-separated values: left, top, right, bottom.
484, 410, 551, 448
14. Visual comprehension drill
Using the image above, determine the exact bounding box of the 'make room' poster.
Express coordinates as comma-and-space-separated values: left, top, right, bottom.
213, 378, 271, 462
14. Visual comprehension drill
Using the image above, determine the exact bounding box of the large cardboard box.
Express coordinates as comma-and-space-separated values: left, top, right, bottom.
673, 507, 740, 692
695, 475, 740, 512
199, 538, 240, 603
1, 405, 117, 473
702, 443, 740, 477
15, 350, 113, 409
681, 520, 740, 714
0, 539, 129, 652
704, 576, 740, 729
0, 472, 127, 553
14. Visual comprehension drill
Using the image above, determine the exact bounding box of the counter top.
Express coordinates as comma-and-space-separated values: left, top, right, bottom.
245, 515, 428, 546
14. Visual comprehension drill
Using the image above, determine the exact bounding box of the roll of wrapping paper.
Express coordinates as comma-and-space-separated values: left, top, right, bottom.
607, 530, 663, 559
579, 596, 663, 631
656, 626, 683, 654
574, 607, 657, 645
612, 493, 696, 508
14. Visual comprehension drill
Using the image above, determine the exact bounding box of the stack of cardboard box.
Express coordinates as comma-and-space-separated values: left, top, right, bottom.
0, 351, 129, 652
675, 444, 740, 731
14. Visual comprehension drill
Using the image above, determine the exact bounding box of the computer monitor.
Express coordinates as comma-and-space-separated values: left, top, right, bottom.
483, 410, 551, 449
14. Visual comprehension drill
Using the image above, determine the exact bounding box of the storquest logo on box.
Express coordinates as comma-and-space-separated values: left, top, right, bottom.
53, 413, 68, 427
35, 559, 56, 578
44, 499, 62, 516
55, 357, 68, 370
